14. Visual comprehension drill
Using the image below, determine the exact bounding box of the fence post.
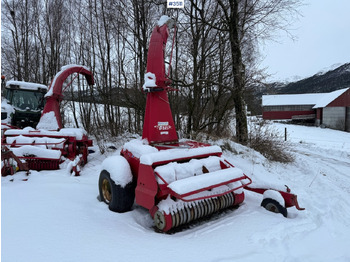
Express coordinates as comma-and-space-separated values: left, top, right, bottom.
285, 127, 287, 141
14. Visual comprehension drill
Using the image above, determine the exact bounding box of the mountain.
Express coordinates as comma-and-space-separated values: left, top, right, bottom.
275, 63, 350, 94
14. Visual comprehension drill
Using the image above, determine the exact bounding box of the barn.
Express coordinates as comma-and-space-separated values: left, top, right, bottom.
262, 87, 350, 131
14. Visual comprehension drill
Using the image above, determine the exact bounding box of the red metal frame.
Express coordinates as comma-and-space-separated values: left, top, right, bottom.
142, 21, 178, 145
244, 186, 305, 210
43, 66, 94, 130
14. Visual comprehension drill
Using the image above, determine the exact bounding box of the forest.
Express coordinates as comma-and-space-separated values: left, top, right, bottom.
1, 0, 301, 147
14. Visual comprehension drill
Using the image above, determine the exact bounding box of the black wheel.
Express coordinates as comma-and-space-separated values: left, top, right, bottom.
98, 170, 135, 213
261, 198, 288, 218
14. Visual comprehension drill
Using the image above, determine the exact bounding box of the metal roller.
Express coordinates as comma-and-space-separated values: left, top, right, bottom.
155, 192, 236, 231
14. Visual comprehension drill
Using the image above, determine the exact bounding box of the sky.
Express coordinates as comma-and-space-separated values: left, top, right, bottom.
260, 0, 350, 82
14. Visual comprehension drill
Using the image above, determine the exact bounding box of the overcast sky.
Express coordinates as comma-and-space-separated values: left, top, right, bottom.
260, 0, 350, 82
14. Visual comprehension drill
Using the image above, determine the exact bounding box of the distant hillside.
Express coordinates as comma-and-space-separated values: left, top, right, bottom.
276, 63, 350, 94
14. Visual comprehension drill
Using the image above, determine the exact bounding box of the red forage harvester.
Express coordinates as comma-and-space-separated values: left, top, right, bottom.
2, 65, 94, 176
98, 16, 304, 232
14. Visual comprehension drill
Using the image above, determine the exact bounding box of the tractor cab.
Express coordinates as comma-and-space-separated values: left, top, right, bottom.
2, 80, 48, 128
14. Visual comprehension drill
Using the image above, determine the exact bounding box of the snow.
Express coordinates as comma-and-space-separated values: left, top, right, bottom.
5, 80, 48, 91
168, 167, 244, 195
142, 72, 157, 92
313, 87, 349, 108
154, 156, 223, 184
6, 135, 66, 149
263, 190, 285, 206
1, 98, 15, 124
2, 123, 350, 262
123, 138, 158, 158
262, 87, 350, 108
10, 145, 62, 159
157, 15, 171, 27
101, 156, 133, 187
36, 111, 60, 130
262, 93, 326, 106
140, 145, 222, 165
5, 126, 87, 140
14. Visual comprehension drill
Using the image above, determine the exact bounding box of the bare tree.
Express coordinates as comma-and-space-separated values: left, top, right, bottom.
189, 0, 302, 143
1, 0, 39, 81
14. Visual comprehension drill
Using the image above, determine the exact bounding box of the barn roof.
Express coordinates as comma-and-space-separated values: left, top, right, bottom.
262, 87, 350, 108
312, 87, 349, 108
262, 93, 326, 106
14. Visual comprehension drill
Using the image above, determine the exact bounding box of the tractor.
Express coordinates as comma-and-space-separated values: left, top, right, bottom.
98, 16, 304, 232
1, 78, 47, 129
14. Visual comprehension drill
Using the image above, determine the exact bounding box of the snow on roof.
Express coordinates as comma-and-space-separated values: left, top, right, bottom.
262, 93, 326, 106
313, 87, 349, 108
6, 80, 48, 91
262, 87, 350, 108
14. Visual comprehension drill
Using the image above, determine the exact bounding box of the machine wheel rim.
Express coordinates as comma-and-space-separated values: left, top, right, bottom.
102, 179, 112, 204
265, 202, 278, 213
154, 211, 166, 230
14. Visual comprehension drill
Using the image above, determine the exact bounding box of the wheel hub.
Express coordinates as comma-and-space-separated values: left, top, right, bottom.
102, 179, 112, 203
265, 203, 278, 213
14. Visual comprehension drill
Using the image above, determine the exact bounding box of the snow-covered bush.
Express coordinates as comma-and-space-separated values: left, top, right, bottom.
248, 119, 294, 163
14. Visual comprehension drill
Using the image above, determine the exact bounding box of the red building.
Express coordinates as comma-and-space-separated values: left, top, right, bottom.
262, 88, 350, 131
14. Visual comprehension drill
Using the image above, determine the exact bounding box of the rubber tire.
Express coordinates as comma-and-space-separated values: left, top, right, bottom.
98, 170, 135, 213
261, 198, 288, 218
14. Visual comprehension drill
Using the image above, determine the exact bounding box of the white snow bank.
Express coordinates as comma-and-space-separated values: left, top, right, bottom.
6, 80, 48, 90
168, 167, 244, 195
123, 138, 158, 158
140, 145, 222, 165
45, 64, 90, 97
11, 145, 62, 159
102, 156, 133, 187
263, 190, 285, 206
36, 111, 59, 130
142, 72, 157, 92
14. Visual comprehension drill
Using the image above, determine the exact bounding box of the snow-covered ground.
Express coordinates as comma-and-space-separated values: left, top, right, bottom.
2, 123, 350, 262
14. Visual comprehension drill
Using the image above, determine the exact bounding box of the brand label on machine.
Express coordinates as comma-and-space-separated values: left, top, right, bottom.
154, 122, 172, 132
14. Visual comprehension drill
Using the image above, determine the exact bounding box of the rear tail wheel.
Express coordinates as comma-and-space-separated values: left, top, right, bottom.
261, 198, 288, 217
98, 170, 135, 213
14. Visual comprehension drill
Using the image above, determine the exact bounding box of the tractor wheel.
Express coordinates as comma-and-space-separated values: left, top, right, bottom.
98, 170, 135, 213
261, 198, 288, 217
